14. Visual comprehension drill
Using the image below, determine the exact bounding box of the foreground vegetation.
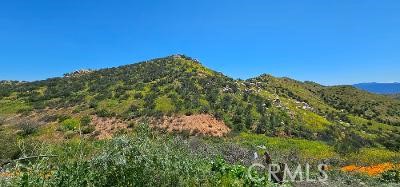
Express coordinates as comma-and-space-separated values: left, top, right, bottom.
0, 124, 399, 186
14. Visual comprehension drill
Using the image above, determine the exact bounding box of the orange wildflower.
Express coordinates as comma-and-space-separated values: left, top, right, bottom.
342, 163, 398, 176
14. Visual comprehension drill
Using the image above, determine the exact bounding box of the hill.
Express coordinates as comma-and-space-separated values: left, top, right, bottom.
1, 55, 400, 186
1, 55, 399, 151
391, 94, 400, 100
354, 82, 400, 94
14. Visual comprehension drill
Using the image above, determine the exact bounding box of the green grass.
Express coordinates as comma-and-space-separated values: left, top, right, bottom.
97, 98, 138, 115
0, 99, 31, 115
1, 125, 396, 186
299, 110, 331, 132
0, 128, 20, 160
348, 115, 399, 132
60, 118, 81, 131
155, 96, 175, 113
346, 148, 400, 165
3, 125, 253, 187
234, 132, 400, 180
235, 133, 339, 162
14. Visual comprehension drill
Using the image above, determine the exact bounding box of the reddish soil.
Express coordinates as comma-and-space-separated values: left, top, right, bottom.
153, 114, 230, 137
91, 116, 129, 140
4, 107, 230, 139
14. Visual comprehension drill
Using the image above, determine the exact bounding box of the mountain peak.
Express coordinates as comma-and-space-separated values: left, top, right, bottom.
168, 54, 201, 63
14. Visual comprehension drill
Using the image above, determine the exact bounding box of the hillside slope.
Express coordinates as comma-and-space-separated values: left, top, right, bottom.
389, 94, 400, 100
1, 55, 400, 156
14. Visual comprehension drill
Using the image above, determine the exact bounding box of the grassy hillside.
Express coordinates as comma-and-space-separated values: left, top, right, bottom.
1, 55, 400, 150
389, 94, 400, 100
0, 55, 239, 119
318, 85, 400, 126
1, 55, 400, 186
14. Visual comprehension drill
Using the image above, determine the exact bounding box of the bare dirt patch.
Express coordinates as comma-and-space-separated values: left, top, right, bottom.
91, 116, 129, 140
153, 114, 230, 137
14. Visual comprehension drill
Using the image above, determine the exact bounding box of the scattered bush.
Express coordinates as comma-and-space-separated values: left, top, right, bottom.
80, 115, 92, 126
185, 111, 193, 116
3, 124, 395, 186
57, 114, 71, 122
17, 107, 33, 116
334, 132, 370, 154
0, 117, 4, 126
133, 92, 143, 99
211, 157, 271, 186
127, 122, 135, 128
0, 131, 20, 160
13, 124, 216, 186
380, 169, 400, 183
95, 109, 115, 117
17, 121, 40, 136
40, 114, 59, 122
82, 125, 96, 134
64, 130, 76, 139
60, 118, 80, 131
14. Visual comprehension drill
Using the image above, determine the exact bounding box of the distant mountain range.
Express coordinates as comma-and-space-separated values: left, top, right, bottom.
353, 82, 400, 94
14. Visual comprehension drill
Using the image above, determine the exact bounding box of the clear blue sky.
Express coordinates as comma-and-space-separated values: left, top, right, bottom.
1, 0, 399, 85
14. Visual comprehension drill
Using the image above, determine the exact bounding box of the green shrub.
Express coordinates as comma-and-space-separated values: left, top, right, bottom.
17, 107, 33, 116
60, 118, 80, 131
17, 121, 40, 136
133, 92, 143, 99
39, 114, 59, 122
57, 114, 71, 122
127, 122, 135, 128
0, 131, 20, 160
13, 124, 216, 186
82, 125, 95, 134
80, 115, 92, 126
334, 132, 369, 154
64, 130, 76, 139
380, 169, 400, 183
95, 109, 115, 117
211, 157, 271, 186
